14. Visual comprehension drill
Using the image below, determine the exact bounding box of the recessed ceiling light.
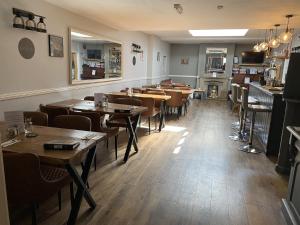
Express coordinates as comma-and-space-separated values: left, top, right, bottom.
71, 31, 92, 38
189, 29, 248, 37
217, 5, 224, 10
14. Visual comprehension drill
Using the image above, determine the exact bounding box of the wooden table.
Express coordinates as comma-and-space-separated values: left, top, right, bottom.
108, 92, 171, 132
144, 88, 194, 95
2, 125, 106, 225
47, 99, 147, 162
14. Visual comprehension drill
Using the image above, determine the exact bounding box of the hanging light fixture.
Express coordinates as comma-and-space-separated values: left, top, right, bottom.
36, 16, 46, 33
13, 12, 25, 29
269, 24, 280, 48
253, 42, 261, 52
25, 13, 36, 31
279, 14, 294, 43
259, 29, 269, 51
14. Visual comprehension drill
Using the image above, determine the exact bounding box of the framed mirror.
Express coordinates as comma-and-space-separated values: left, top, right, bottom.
69, 28, 122, 85
205, 48, 227, 74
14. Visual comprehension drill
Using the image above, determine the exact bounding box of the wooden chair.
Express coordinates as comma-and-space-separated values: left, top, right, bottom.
23, 112, 48, 126
3, 152, 73, 225
145, 90, 166, 110
69, 110, 119, 161
120, 88, 129, 93
132, 88, 143, 93
53, 115, 91, 131
84, 96, 95, 101
174, 86, 191, 90
165, 91, 184, 119
106, 97, 142, 140
40, 105, 69, 127
141, 97, 160, 134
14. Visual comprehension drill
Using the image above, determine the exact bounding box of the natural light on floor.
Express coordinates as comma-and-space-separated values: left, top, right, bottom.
163, 125, 186, 132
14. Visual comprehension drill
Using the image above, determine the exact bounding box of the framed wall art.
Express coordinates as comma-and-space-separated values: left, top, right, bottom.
48, 35, 64, 57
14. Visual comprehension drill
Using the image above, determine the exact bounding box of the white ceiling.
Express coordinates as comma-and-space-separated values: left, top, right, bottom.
45, 0, 300, 43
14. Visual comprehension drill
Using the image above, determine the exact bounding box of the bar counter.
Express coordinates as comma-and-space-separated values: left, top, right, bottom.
249, 82, 286, 156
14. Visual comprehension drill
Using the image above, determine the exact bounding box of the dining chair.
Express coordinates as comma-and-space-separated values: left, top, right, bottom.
39, 105, 69, 127
106, 97, 142, 140
53, 115, 93, 187
53, 115, 92, 131
3, 152, 73, 225
132, 88, 143, 93
84, 96, 95, 101
165, 90, 184, 119
141, 97, 160, 134
174, 86, 191, 90
23, 111, 48, 126
69, 110, 119, 161
145, 91, 166, 110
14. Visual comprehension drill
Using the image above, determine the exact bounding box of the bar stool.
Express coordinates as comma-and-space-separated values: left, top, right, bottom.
230, 83, 240, 128
239, 87, 272, 153
229, 85, 258, 141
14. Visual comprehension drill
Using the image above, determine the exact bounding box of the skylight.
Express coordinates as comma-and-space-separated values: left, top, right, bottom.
189, 29, 248, 37
71, 31, 92, 38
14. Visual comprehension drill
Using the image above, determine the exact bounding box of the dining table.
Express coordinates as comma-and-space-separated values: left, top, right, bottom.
1, 125, 106, 225
107, 92, 171, 132
47, 99, 147, 162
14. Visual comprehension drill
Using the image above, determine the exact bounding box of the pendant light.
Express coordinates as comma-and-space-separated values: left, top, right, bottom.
269, 24, 280, 48
253, 42, 261, 52
279, 15, 294, 43
259, 29, 269, 51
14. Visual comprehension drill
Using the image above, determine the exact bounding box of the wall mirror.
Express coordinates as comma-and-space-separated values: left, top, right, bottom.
205, 48, 227, 74
69, 28, 122, 85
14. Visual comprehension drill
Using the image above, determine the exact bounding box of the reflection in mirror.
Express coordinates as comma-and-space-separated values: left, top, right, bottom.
205, 48, 227, 74
70, 28, 122, 84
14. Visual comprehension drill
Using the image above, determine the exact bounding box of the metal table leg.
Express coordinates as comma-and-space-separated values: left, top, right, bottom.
159, 100, 166, 132
123, 115, 140, 162
65, 146, 97, 225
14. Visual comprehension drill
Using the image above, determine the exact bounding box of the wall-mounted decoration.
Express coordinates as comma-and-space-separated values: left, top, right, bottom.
18, 37, 35, 59
181, 57, 189, 64
157, 52, 160, 62
132, 56, 136, 66
48, 35, 63, 57
12, 8, 46, 33
131, 43, 143, 53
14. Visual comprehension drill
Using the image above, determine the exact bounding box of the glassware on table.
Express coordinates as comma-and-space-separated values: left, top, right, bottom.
24, 117, 33, 135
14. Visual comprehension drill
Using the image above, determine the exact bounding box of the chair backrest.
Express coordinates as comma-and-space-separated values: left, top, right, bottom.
120, 88, 129, 92
174, 86, 191, 90
84, 96, 95, 101
231, 84, 238, 104
23, 111, 48, 126
145, 90, 166, 95
236, 84, 241, 100
165, 91, 183, 107
141, 97, 155, 117
241, 87, 249, 110
3, 153, 46, 204
40, 105, 69, 127
69, 110, 102, 132
113, 97, 142, 106
132, 88, 143, 93
53, 115, 91, 131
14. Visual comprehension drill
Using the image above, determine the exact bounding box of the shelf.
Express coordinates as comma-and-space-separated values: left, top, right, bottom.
83, 58, 103, 62
238, 64, 268, 67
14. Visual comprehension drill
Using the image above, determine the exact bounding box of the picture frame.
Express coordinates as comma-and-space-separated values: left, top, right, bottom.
48, 35, 64, 57
181, 57, 189, 64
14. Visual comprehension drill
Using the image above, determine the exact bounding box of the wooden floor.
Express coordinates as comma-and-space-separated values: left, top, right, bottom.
12, 100, 288, 225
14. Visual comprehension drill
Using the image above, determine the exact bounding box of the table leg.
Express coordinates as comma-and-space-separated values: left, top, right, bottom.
123, 115, 140, 162
159, 101, 166, 132
65, 146, 97, 225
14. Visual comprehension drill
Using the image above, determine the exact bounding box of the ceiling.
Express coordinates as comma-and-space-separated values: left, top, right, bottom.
45, 0, 300, 43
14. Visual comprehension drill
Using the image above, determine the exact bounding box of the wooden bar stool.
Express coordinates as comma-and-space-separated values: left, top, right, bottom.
239, 87, 272, 153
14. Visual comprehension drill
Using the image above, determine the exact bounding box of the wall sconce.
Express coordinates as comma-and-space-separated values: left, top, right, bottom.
12, 8, 47, 33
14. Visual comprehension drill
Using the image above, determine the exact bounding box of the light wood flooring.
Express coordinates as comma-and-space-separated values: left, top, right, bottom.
12, 100, 288, 225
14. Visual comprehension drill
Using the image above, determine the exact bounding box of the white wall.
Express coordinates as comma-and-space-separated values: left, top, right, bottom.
147, 35, 170, 84
0, 0, 170, 120
169, 43, 236, 87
